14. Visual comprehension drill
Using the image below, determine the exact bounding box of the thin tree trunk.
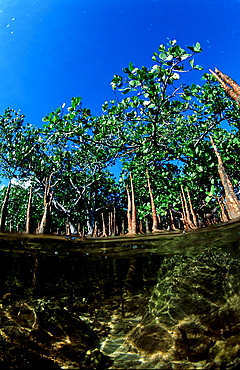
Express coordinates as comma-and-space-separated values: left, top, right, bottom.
82, 225, 85, 237
101, 213, 107, 237
52, 198, 77, 234
210, 136, 240, 219
26, 185, 33, 234
145, 217, 150, 233
92, 221, 98, 237
86, 215, 94, 235
180, 193, 188, 229
38, 195, 52, 234
169, 209, 178, 230
38, 177, 53, 234
0, 181, 11, 232
130, 173, 137, 234
121, 219, 125, 235
216, 196, 229, 222
113, 205, 116, 236
126, 185, 132, 234
181, 186, 195, 229
139, 220, 143, 233
65, 220, 71, 235
186, 187, 198, 227
108, 211, 112, 236
146, 169, 160, 232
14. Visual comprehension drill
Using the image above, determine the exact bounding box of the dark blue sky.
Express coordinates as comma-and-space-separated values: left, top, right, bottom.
0, 0, 239, 126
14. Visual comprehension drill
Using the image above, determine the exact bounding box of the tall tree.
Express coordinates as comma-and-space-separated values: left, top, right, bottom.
210, 136, 240, 219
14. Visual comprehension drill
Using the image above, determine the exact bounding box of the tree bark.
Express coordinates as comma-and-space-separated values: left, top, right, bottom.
0, 181, 11, 232
186, 187, 198, 227
101, 213, 107, 237
38, 177, 53, 234
126, 185, 132, 234
121, 219, 125, 235
26, 185, 33, 234
181, 186, 195, 229
130, 173, 137, 234
113, 205, 116, 236
108, 211, 112, 236
146, 169, 160, 232
145, 217, 150, 233
216, 196, 229, 222
209, 68, 240, 106
210, 136, 240, 219
168, 209, 178, 230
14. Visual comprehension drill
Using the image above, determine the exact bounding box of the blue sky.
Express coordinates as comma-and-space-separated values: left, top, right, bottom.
0, 0, 239, 125
0, 0, 239, 183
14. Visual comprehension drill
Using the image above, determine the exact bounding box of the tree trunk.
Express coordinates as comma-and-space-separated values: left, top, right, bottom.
186, 187, 198, 227
216, 196, 229, 222
121, 219, 125, 235
139, 220, 143, 233
210, 136, 240, 219
108, 211, 112, 236
113, 205, 116, 236
168, 209, 178, 230
180, 193, 187, 229
38, 195, 52, 234
181, 186, 195, 229
92, 221, 98, 237
86, 212, 95, 235
126, 185, 132, 234
101, 213, 107, 237
145, 217, 150, 233
209, 68, 240, 107
26, 185, 33, 234
146, 169, 160, 232
38, 177, 53, 234
130, 173, 137, 234
52, 198, 77, 234
0, 181, 11, 232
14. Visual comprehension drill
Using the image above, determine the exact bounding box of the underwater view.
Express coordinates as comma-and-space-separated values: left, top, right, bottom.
0, 219, 239, 369
0, 1, 240, 369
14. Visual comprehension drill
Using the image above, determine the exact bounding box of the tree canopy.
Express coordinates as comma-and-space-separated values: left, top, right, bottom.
0, 39, 239, 235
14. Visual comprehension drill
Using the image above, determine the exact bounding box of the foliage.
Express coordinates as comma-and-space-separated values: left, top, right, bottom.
0, 40, 239, 233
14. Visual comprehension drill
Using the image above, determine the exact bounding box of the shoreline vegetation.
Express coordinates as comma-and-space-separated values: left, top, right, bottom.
0, 40, 240, 237
1, 135, 239, 238
0, 216, 239, 244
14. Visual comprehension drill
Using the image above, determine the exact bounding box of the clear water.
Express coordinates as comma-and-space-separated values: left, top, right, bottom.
0, 219, 239, 369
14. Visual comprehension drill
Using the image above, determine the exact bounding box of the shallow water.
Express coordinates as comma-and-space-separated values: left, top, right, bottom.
0, 220, 240, 369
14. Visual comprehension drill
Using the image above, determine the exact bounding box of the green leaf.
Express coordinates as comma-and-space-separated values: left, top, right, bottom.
128, 62, 134, 72
119, 88, 131, 94
189, 59, 195, 68
182, 94, 192, 101
194, 64, 203, 70
205, 195, 212, 203
187, 42, 203, 53
160, 52, 168, 60
165, 55, 174, 61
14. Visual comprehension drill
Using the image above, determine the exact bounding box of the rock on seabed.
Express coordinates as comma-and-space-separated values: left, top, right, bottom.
125, 246, 240, 369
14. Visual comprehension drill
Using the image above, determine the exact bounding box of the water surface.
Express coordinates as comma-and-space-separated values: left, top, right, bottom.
0, 220, 239, 369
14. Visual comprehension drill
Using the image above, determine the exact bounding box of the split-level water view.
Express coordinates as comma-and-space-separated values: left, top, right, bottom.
0, 219, 239, 369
